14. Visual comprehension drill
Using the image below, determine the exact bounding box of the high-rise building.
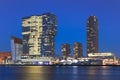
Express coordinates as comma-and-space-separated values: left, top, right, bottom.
73, 42, 83, 58
22, 13, 57, 57
11, 36, 22, 62
61, 44, 70, 59
87, 16, 98, 55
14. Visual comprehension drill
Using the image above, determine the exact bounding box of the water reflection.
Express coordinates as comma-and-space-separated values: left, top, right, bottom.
0, 66, 119, 80
72, 66, 78, 74
20, 66, 54, 80
101, 66, 111, 75
86, 66, 112, 80
87, 66, 98, 75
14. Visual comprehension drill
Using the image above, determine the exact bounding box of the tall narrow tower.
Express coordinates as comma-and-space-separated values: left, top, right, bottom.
11, 36, 22, 62
74, 42, 83, 59
87, 16, 98, 55
22, 13, 57, 57
61, 44, 70, 59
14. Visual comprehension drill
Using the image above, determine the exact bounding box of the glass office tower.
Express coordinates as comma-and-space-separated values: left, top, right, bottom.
87, 16, 98, 55
22, 13, 57, 57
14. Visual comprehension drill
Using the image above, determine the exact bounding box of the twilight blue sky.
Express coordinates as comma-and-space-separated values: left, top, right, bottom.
0, 0, 120, 57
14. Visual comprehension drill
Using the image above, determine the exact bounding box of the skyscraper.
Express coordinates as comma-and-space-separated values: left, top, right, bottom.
73, 42, 83, 58
22, 13, 57, 57
11, 36, 22, 62
61, 44, 70, 59
87, 16, 98, 55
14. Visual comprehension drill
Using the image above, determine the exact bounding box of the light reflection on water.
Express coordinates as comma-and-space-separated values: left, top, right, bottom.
0, 66, 120, 80
19, 66, 54, 80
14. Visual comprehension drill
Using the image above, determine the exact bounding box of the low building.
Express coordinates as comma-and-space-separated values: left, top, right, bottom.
0, 52, 11, 64
88, 52, 119, 65
21, 56, 53, 65
88, 53, 114, 58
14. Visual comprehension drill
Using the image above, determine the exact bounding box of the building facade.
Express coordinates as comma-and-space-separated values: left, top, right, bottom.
0, 52, 11, 64
88, 52, 118, 65
87, 16, 98, 55
73, 42, 83, 58
11, 36, 23, 62
22, 13, 57, 57
88, 53, 114, 58
61, 44, 70, 59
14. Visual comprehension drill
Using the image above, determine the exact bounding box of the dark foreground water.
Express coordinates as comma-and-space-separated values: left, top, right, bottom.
0, 66, 120, 80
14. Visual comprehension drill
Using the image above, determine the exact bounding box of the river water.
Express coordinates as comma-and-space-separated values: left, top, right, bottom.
0, 66, 120, 80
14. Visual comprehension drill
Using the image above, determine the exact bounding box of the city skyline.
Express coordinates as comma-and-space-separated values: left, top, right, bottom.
0, 0, 120, 57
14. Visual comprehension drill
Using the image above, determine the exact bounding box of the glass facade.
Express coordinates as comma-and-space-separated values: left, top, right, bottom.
61, 44, 70, 59
74, 42, 83, 58
87, 16, 98, 55
22, 13, 57, 57
11, 36, 23, 62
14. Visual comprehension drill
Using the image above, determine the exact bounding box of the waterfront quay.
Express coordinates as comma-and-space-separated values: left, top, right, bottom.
1, 52, 120, 66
